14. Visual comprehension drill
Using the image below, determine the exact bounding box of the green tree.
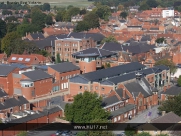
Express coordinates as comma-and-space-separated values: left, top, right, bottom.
5, 16, 18, 22
66, 7, 81, 21
84, 11, 100, 29
158, 93, 181, 116
80, 8, 86, 15
125, 124, 136, 136
120, 11, 128, 19
45, 14, 53, 25
154, 59, 176, 74
74, 21, 89, 32
178, 75, 181, 87
31, 7, 47, 31
42, 3, 50, 11
156, 37, 166, 43
15, 10, 19, 14
146, 0, 158, 8
17, 24, 39, 36
56, 53, 61, 63
95, 5, 111, 20
0, 19, 6, 39
6, 23, 19, 33
17, 131, 27, 136
64, 91, 110, 123
101, 35, 118, 44
1, 31, 20, 55
38, 50, 49, 57
136, 132, 151, 136
22, 18, 29, 24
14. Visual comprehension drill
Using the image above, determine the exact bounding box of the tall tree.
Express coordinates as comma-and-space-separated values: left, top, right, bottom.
0, 19, 6, 39
95, 5, 111, 20
84, 11, 100, 29
45, 14, 53, 25
42, 3, 50, 11
154, 59, 176, 74
120, 11, 128, 19
6, 23, 19, 33
1, 32, 20, 56
74, 21, 89, 32
64, 91, 110, 123
158, 93, 181, 116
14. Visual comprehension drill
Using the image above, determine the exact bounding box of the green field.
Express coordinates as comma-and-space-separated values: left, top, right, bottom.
0, 0, 93, 8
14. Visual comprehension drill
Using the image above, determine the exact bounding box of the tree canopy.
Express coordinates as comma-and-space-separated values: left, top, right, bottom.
178, 75, 181, 87
154, 59, 176, 74
0, 19, 6, 39
95, 5, 111, 20
101, 35, 118, 44
136, 132, 151, 136
158, 93, 181, 116
120, 11, 128, 19
64, 91, 110, 123
156, 37, 166, 43
42, 3, 50, 11
125, 124, 136, 136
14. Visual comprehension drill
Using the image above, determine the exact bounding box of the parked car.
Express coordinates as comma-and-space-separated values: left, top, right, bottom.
56, 130, 62, 135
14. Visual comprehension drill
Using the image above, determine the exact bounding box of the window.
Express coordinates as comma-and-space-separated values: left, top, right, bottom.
95, 86, 98, 90
118, 116, 120, 121
25, 58, 30, 62
110, 107, 114, 111
126, 100, 128, 103
80, 86, 82, 89
11, 57, 17, 60
124, 114, 127, 118
102, 87, 104, 91
114, 117, 117, 122
83, 86, 87, 90
18, 58, 23, 61
24, 104, 26, 109
115, 105, 119, 110
31, 90, 35, 97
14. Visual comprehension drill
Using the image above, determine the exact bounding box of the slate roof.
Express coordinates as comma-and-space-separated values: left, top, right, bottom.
162, 85, 181, 95
0, 96, 29, 111
102, 95, 120, 107
30, 32, 44, 39
22, 70, 52, 81
72, 48, 116, 58
111, 104, 135, 117
124, 78, 153, 98
151, 112, 181, 123
115, 88, 130, 100
0, 65, 16, 76
141, 35, 151, 41
69, 75, 89, 84
101, 42, 155, 54
0, 63, 29, 69
81, 62, 146, 82
48, 62, 80, 73
67, 32, 105, 42
0, 89, 8, 97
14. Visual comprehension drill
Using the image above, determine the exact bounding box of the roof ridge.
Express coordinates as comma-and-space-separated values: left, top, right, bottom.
97, 48, 102, 57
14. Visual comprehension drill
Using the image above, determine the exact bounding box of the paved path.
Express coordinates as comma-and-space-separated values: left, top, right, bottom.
114, 105, 160, 135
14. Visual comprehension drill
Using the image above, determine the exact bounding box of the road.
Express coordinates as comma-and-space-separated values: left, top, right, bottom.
114, 105, 160, 135
27, 130, 55, 136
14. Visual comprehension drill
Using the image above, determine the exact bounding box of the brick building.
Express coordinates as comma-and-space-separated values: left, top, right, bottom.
13, 69, 53, 100
8, 54, 52, 66
68, 62, 170, 112
48, 62, 80, 92
0, 65, 19, 96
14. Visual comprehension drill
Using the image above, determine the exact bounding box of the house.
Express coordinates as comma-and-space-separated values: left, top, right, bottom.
128, 6, 140, 12
54, 22, 76, 32
0, 65, 19, 96
48, 62, 80, 92
161, 85, 181, 101
86, 5, 96, 11
72, 48, 117, 68
0, 94, 30, 121
7, 54, 52, 66
137, 112, 181, 136
162, 7, 174, 18
25, 32, 45, 40
12, 69, 53, 100
71, 14, 84, 22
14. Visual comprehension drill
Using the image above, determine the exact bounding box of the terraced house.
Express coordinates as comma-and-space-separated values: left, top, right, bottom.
68, 62, 170, 112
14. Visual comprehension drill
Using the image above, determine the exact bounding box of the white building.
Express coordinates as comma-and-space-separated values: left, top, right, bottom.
162, 7, 174, 18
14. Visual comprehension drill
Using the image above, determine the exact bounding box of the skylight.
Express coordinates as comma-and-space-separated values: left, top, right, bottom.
25, 58, 30, 62
11, 57, 16, 60
18, 58, 23, 61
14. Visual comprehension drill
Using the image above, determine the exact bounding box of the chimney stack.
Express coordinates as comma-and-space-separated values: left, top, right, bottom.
0, 98, 4, 103
162, 111, 166, 116
14, 94, 19, 100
